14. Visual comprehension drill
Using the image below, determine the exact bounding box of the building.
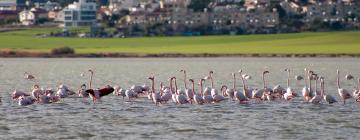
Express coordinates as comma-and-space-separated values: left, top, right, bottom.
19, 8, 48, 25
0, 10, 20, 24
304, 1, 358, 23
0, 1, 17, 11
61, 0, 97, 27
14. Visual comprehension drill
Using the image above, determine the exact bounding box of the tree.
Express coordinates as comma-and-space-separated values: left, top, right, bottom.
188, 0, 213, 12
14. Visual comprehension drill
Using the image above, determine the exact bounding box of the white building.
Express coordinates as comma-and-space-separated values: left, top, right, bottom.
19, 8, 48, 26
61, 0, 97, 27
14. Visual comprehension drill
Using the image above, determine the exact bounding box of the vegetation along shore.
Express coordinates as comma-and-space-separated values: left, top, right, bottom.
0, 28, 359, 58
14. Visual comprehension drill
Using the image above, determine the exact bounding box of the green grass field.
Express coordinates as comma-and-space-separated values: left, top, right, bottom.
0, 28, 359, 55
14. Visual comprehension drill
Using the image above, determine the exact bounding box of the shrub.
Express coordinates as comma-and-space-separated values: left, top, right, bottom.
51, 47, 75, 55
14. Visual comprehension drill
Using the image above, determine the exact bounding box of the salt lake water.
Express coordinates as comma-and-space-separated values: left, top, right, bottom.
0, 58, 359, 139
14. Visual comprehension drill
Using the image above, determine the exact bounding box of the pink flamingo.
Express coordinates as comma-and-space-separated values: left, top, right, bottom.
284, 68, 296, 101
190, 79, 204, 105
302, 68, 311, 102
173, 77, 188, 104
322, 78, 337, 104
85, 70, 114, 103
148, 76, 162, 105
337, 70, 352, 104
235, 69, 249, 103
309, 75, 322, 104
225, 73, 235, 100
181, 70, 194, 104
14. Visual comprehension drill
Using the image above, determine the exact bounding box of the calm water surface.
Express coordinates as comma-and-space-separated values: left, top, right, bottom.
0, 58, 359, 139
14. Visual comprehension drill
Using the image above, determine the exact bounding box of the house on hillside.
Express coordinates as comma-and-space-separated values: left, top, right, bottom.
19, 8, 48, 26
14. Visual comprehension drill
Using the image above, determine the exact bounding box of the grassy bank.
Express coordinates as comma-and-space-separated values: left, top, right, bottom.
0, 28, 359, 56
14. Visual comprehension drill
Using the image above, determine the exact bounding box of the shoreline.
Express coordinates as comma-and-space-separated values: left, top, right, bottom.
0, 51, 359, 58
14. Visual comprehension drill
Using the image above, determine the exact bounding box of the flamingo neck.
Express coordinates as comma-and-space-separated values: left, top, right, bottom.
151, 79, 155, 94
233, 74, 236, 90
304, 70, 308, 87
315, 79, 318, 95
174, 79, 178, 95
262, 73, 266, 89
309, 77, 312, 93
200, 80, 203, 96
211, 77, 214, 89
287, 70, 290, 88
321, 80, 325, 96
191, 81, 196, 95
170, 78, 174, 94
184, 72, 187, 89
89, 72, 93, 89
240, 75, 246, 91
337, 71, 341, 89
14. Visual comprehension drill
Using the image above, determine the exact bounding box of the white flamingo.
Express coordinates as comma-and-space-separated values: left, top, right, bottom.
191, 79, 204, 105
31, 85, 43, 100
252, 71, 270, 101
241, 73, 253, 99
181, 70, 194, 103
114, 86, 127, 99
284, 69, 296, 101
321, 78, 337, 104
148, 76, 162, 105
202, 78, 213, 104
78, 84, 89, 98
212, 86, 225, 103
24, 72, 35, 80
160, 81, 172, 103
225, 73, 235, 100
345, 74, 360, 102
309, 75, 322, 104
18, 96, 36, 106
12, 90, 30, 100
173, 77, 188, 104
302, 68, 311, 102
337, 70, 352, 104
235, 69, 249, 103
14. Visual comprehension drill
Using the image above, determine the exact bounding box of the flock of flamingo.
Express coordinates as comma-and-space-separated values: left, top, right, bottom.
4, 68, 360, 106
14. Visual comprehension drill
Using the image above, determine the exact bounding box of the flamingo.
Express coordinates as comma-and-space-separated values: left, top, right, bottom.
252, 71, 270, 101
309, 76, 323, 104
201, 78, 213, 104
225, 73, 235, 100
173, 77, 188, 104
181, 70, 194, 104
284, 69, 296, 101
18, 96, 36, 106
322, 78, 337, 104
113, 86, 126, 99
78, 84, 89, 98
354, 78, 360, 102
212, 86, 225, 103
85, 70, 114, 103
56, 85, 68, 98
12, 90, 30, 100
148, 76, 162, 105
345, 74, 360, 102
31, 85, 43, 100
24, 72, 35, 80
235, 69, 249, 103
301, 69, 311, 102
273, 85, 285, 99
241, 73, 253, 99
202, 71, 214, 96
160, 81, 172, 103
131, 85, 144, 95
169, 77, 178, 104
190, 79, 204, 105
337, 70, 352, 104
